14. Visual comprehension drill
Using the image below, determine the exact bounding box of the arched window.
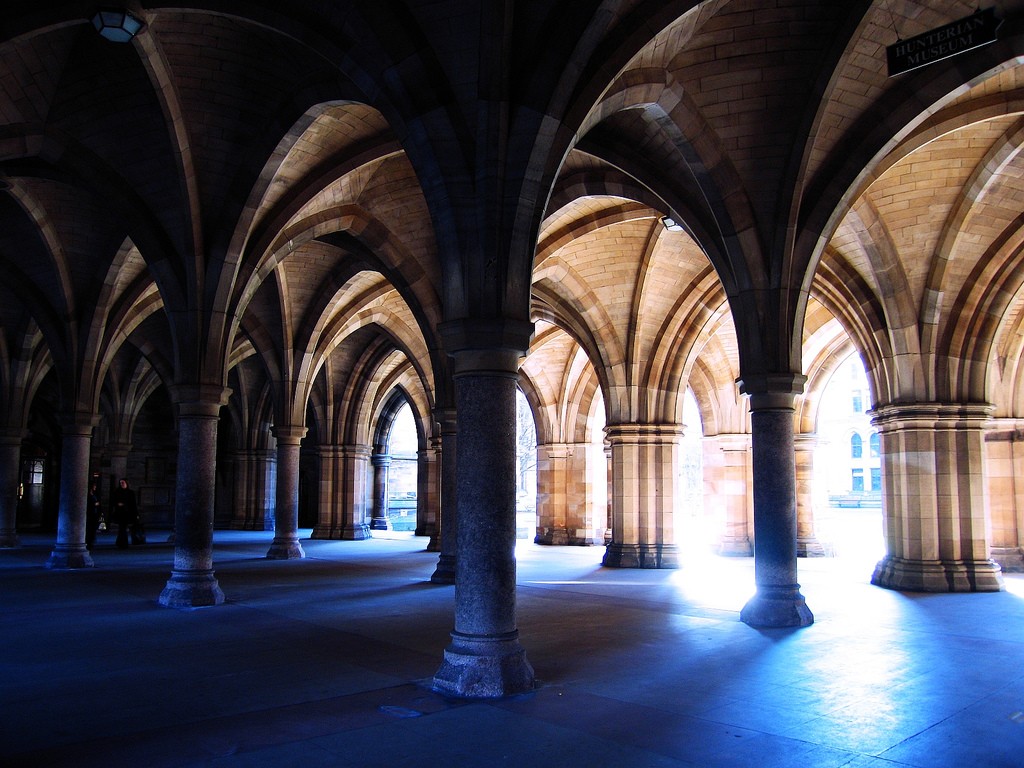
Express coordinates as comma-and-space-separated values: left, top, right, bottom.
869, 432, 880, 458
850, 433, 863, 459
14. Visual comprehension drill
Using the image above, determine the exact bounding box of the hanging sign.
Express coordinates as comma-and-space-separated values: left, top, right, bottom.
887, 8, 1000, 77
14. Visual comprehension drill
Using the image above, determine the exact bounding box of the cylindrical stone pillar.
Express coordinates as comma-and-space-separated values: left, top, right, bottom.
0, 429, 24, 547
432, 322, 534, 698
159, 387, 228, 608
738, 379, 813, 628
266, 426, 306, 559
431, 409, 457, 583
369, 452, 392, 531
46, 416, 97, 569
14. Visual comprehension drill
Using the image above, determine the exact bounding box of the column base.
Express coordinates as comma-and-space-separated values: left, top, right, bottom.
602, 543, 678, 568
432, 631, 535, 699
159, 570, 226, 608
0, 529, 19, 548
231, 519, 269, 531
871, 555, 1004, 592
369, 518, 391, 531
740, 584, 814, 628
797, 536, 827, 557
535, 527, 570, 546
45, 545, 94, 569
266, 537, 306, 560
343, 523, 372, 540
719, 536, 753, 556
426, 532, 441, 552
430, 553, 456, 584
603, 543, 640, 567
312, 523, 372, 540
991, 547, 1024, 573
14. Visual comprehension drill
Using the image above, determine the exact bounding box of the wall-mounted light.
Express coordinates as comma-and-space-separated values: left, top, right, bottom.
91, 9, 144, 43
661, 216, 684, 232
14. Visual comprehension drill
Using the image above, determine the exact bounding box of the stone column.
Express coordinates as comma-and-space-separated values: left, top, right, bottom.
535, 442, 570, 545
795, 434, 826, 557
159, 386, 229, 608
415, 444, 437, 541
0, 429, 24, 547
266, 425, 306, 559
536, 442, 593, 545
603, 442, 612, 545
601, 424, 681, 569
46, 415, 97, 569
986, 420, 1024, 572
431, 409, 457, 582
311, 445, 339, 538
230, 450, 254, 529
106, 442, 132, 489
871, 403, 1003, 592
432, 322, 534, 698
338, 444, 371, 539
566, 442, 595, 544
310, 445, 370, 540
710, 434, 753, 556
737, 377, 813, 628
369, 452, 392, 531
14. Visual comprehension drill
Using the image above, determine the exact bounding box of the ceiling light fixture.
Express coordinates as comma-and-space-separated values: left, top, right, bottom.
91, 9, 144, 43
661, 216, 684, 232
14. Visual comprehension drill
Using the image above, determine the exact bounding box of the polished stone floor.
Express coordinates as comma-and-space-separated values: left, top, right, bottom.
3, 525, 1024, 767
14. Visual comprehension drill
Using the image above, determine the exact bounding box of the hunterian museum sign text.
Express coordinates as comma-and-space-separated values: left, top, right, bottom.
887, 8, 1000, 77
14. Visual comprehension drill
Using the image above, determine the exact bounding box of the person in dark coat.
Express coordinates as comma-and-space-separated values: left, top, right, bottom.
112, 478, 138, 549
85, 482, 101, 549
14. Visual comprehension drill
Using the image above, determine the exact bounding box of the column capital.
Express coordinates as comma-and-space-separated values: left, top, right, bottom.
794, 432, 820, 450
105, 441, 133, 457
60, 413, 100, 435
271, 425, 307, 444
604, 423, 685, 444
371, 452, 392, 468
737, 373, 805, 411
439, 318, 533, 377
871, 402, 993, 431
711, 432, 752, 452
339, 444, 372, 460
172, 384, 231, 418
539, 442, 574, 459
0, 427, 28, 445
434, 407, 457, 434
